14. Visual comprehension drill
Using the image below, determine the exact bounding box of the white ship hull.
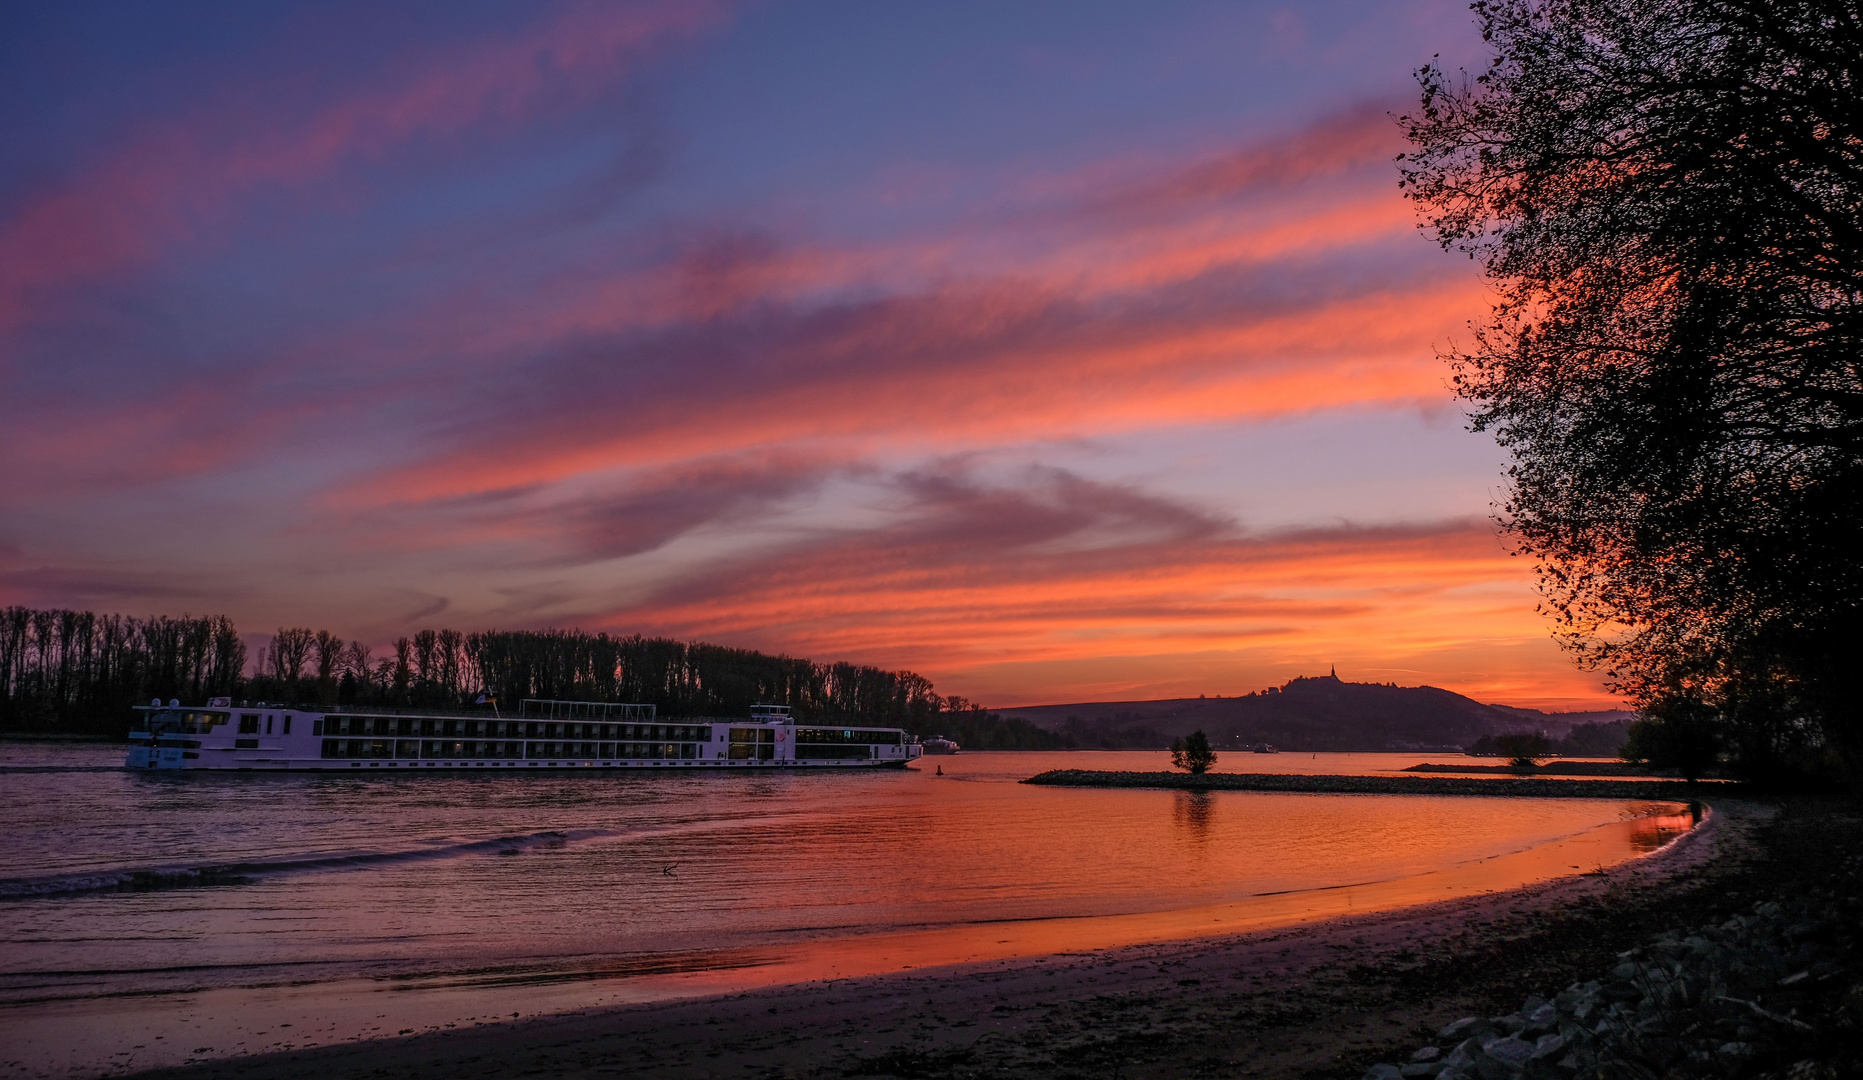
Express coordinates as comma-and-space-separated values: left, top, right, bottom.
126, 701, 922, 773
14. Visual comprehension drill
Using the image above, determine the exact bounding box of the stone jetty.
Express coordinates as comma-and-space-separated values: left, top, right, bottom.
1022, 769, 1724, 800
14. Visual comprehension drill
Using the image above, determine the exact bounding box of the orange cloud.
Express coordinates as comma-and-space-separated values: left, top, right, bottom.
569, 498, 1611, 711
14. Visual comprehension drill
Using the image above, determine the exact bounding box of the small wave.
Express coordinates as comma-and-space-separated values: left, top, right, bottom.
0, 828, 622, 901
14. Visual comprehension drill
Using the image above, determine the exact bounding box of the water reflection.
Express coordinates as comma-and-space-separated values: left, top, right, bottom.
1172, 789, 1215, 845
1628, 805, 1698, 852
0, 744, 1710, 1080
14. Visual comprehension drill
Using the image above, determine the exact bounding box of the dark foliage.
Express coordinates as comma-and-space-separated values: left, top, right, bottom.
1497, 731, 1553, 768
0, 607, 245, 735
1622, 685, 1724, 782
1169, 729, 1217, 774
1466, 718, 1632, 758
1557, 718, 1632, 757
0, 607, 1061, 746
1401, 0, 1863, 780
1056, 711, 1174, 749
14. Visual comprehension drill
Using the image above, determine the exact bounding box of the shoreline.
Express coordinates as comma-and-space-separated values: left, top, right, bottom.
1023, 769, 1729, 800
118, 800, 1803, 1080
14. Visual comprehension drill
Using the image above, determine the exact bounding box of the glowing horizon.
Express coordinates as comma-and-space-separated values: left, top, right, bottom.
0, 1, 1622, 713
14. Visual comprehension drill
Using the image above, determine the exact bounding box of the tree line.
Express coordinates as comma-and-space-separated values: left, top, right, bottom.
0, 606, 1061, 747
1402, 0, 1861, 786
0, 608, 246, 733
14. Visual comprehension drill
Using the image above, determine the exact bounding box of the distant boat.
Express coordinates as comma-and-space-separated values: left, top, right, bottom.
1251, 743, 1278, 754
922, 736, 960, 755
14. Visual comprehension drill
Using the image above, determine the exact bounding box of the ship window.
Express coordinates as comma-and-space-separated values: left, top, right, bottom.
144, 710, 228, 735
239, 714, 261, 734
266, 717, 274, 735
793, 728, 894, 745
283, 716, 292, 735
795, 744, 871, 759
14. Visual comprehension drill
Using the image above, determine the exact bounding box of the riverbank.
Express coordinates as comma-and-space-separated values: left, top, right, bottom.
119, 798, 1863, 1080
1023, 769, 1730, 800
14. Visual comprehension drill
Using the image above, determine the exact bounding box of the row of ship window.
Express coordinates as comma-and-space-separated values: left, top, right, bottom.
314, 718, 711, 740
310, 717, 907, 745
318, 739, 881, 760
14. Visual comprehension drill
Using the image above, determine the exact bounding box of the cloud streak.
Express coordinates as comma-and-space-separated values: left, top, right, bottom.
0, 5, 1613, 710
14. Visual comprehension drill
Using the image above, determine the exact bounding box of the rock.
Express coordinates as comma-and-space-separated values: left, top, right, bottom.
1479, 1035, 1536, 1074
1523, 1004, 1559, 1035
1362, 1064, 1404, 1080
1438, 1041, 1478, 1076
1600, 980, 1643, 1002
1396, 892, 1856, 1080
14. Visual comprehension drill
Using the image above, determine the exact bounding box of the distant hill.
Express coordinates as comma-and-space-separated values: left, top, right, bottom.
994, 673, 1633, 753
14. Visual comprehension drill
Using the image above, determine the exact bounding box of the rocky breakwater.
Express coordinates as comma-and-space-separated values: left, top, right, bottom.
1361, 874, 1862, 1080
1022, 770, 1721, 800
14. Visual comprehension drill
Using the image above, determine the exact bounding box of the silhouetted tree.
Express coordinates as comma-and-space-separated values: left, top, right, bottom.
1402, 0, 1863, 779
1170, 729, 1217, 774
1494, 731, 1552, 770
312, 630, 344, 705
0, 608, 243, 735
1623, 683, 1724, 784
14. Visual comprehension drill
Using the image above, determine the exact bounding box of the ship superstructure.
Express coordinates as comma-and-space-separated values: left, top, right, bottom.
126, 698, 921, 772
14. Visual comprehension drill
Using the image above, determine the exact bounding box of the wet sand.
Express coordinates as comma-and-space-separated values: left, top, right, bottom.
119, 800, 1784, 1080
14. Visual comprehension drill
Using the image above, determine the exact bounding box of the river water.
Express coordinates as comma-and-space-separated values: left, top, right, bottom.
0, 744, 1694, 1077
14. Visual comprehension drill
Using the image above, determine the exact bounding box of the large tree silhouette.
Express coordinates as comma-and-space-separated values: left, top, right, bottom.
1401, 0, 1862, 779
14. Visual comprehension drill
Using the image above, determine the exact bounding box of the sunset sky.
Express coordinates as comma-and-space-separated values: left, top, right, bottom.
0, 1, 1620, 710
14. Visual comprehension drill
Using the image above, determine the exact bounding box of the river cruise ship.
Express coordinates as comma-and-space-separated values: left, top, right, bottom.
126, 698, 922, 772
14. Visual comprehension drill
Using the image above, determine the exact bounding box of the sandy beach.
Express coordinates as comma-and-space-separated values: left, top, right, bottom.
110, 798, 1831, 1080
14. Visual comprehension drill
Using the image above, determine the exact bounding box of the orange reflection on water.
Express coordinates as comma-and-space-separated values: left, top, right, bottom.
635, 798, 1700, 994
0, 748, 1705, 1079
